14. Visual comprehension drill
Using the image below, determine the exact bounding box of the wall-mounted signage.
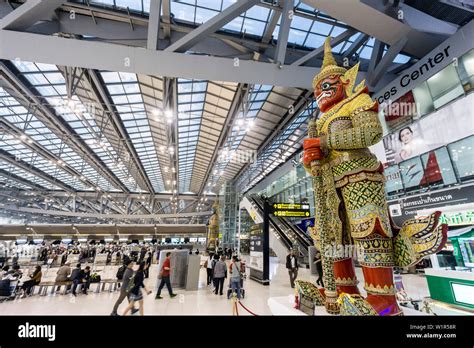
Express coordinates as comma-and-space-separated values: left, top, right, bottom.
388, 184, 474, 226
374, 21, 473, 104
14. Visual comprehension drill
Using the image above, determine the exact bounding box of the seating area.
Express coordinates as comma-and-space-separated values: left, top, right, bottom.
0, 264, 123, 302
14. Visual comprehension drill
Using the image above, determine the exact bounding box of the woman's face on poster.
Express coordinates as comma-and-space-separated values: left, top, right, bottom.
400, 128, 413, 145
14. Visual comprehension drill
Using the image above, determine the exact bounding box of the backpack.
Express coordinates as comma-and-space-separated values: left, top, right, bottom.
116, 265, 126, 280
126, 274, 135, 293
90, 273, 101, 283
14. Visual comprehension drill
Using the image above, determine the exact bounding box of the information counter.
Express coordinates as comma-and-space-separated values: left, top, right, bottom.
425, 268, 474, 312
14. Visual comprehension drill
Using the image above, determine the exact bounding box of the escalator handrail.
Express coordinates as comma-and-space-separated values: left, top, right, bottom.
279, 217, 313, 247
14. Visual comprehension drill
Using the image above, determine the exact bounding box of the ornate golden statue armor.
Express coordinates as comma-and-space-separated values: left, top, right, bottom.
207, 201, 220, 252
302, 38, 447, 315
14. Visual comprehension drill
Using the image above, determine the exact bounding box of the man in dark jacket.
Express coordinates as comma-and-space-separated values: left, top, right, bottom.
72, 266, 91, 296
69, 263, 81, 293
314, 251, 324, 287
286, 251, 299, 288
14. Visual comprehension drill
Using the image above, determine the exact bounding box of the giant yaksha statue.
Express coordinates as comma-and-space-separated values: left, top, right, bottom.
207, 201, 220, 253
303, 37, 447, 316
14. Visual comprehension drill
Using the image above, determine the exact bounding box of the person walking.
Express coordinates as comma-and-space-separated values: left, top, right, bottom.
155, 252, 177, 299
144, 252, 152, 279
111, 260, 139, 315
205, 253, 214, 286
20, 265, 42, 297
210, 254, 219, 291
213, 255, 227, 296
122, 262, 152, 316
286, 251, 299, 288
229, 256, 243, 299
314, 251, 324, 287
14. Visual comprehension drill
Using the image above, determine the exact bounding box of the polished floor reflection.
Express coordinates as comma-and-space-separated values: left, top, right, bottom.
0, 260, 431, 316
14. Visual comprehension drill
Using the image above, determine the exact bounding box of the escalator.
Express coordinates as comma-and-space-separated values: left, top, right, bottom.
247, 194, 311, 266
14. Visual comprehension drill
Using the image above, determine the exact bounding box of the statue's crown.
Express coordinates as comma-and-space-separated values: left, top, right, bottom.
312, 37, 347, 89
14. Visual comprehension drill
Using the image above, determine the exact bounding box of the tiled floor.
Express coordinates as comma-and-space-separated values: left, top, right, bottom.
0, 260, 433, 316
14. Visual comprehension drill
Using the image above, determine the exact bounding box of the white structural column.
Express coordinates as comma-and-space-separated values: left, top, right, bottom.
165, 0, 260, 53
0, 0, 64, 30
274, 0, 293, 65
162, 0, 171, 39
367, 39, 384, 75
262, 9, 281, 44
147, 0, 162, 50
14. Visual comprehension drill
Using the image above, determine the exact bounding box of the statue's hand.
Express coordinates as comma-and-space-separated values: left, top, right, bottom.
303, 138, 323, 166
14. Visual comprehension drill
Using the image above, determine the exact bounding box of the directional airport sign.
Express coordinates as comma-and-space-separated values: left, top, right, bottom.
271, 202, 311, 217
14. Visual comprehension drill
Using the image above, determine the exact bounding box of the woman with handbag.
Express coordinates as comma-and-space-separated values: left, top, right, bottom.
123, 262, 152, 316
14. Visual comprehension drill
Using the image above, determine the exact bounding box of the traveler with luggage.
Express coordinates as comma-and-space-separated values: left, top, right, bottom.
229, 256, 244, 299
111, 260, 138, 315
122, 262, 152, 316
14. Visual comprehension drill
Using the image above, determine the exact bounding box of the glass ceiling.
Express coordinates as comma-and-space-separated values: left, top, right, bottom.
11, 61, 139, 192
0, 87, 113, 192
0, 159, 62, 191
236, 98, 317, 192
177, 79, 207, 193
101, 71, 165, 192
71, 0, 412, 64
206, 84, 272, 190
0, 0, 418, 210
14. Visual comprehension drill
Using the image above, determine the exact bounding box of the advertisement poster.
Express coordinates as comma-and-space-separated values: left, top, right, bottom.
249, 223, 264, 280
296, 217, 315, 236
382, 93, 474, 165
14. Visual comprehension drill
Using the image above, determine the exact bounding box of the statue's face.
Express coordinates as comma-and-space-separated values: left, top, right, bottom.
314, 75, 345, 112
